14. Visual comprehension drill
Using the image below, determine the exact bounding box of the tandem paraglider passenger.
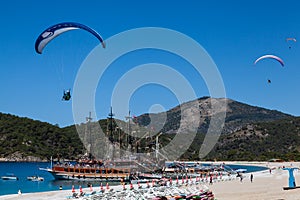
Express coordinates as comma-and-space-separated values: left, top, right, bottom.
62, 89, 71, 101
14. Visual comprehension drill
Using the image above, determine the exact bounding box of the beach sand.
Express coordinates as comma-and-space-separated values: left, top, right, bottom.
209, 161, 300, 200
0, 162, 299, 200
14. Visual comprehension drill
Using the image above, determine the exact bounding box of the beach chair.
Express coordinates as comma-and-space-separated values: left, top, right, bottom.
66, 192, 79, 199
84, 191, 96, 197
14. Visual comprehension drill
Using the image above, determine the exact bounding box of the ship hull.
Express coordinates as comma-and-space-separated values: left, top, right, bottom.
50, 172, 130, 182
40, 167, 131, 182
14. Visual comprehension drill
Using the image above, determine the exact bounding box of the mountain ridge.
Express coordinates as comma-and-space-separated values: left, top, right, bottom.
134, 97, 291, 135
0, 97, 296, 161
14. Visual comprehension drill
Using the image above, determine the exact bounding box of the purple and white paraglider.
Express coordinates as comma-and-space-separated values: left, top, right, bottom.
254, 54, 284, 84
35, 22, 105, 54
254, 54, 284, 67
35, 22, 106, 101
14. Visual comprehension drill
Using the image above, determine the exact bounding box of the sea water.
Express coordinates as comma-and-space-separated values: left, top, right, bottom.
166, 161, 269, 173
225, 164, 269, 173
0, 162, 114, 196
0, 162, 269, 196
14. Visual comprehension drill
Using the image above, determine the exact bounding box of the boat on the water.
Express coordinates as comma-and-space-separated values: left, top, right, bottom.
27, 175, 44, 181
1, 173, 18, 180
40, 165, 131, 182
40, 159, 132, 182
235, 168, 247, 173
162, 161, 230, 178
131, 172, 162, 183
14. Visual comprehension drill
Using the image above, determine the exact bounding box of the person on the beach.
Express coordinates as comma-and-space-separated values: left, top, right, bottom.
209, 174, 213, 185
240, 174, 243, 182
250, 173, 253, 183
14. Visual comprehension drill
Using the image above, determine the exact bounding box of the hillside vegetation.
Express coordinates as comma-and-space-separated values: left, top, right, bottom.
0, 97, 298, 162
205, 117, 300, 161
0, 113, 84, 161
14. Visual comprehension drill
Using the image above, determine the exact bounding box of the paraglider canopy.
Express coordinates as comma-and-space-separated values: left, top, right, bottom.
62, 89, 71, 101
35, 22, 106, 54
254, 54, 284, 67
286, 37, 297, 42
286, 37, 296, 49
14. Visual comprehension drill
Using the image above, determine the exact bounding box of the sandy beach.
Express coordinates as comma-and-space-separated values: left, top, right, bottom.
209, 161, 300, 200
0, 161, 299, 200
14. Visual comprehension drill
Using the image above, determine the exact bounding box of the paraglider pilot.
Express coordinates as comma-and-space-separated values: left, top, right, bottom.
62, 89, 71, 101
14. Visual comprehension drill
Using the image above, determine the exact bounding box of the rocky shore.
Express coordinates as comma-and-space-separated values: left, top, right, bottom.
0, 153, 47, 162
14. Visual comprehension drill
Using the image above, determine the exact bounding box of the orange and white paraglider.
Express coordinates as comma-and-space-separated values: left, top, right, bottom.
286, 37, 296, 49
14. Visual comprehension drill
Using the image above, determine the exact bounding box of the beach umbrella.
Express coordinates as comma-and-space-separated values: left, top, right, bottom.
71, 185, 75, 193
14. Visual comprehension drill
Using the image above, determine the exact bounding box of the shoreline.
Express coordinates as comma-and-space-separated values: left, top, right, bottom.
0, 161, 299, 199
0, 160, 49, 163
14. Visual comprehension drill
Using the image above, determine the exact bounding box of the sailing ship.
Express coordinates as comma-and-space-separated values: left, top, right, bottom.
40, 111, 135, 182
40, 159, 131, 182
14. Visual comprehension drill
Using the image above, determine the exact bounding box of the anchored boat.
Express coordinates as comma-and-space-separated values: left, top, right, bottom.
1, 173, 18, 180
27, 175, 44, 181
40, 159, 131, 182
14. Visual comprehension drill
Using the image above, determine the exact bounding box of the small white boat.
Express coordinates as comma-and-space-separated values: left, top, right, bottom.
1, 173, 18, 180
235, 168, 247, 173
27, 175, 44, 181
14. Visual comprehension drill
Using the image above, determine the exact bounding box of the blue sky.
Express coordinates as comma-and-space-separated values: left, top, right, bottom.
0, 0, 300, 127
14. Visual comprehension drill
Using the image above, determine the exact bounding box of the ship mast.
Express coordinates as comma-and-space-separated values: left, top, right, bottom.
125, 110, 131, 150
107, 107, 114, 142
107, 107, 115, 160
86, 112, 93, 159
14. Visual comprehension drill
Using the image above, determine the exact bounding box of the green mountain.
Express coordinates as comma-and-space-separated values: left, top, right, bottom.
205, 117, 300, 161
0, 97, 297, 161
135, 97, 291, 134
0, 113, 84, 161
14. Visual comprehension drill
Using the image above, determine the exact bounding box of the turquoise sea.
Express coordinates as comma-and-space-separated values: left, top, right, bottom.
0, 162, 269, 196
0, 162, 117, 196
